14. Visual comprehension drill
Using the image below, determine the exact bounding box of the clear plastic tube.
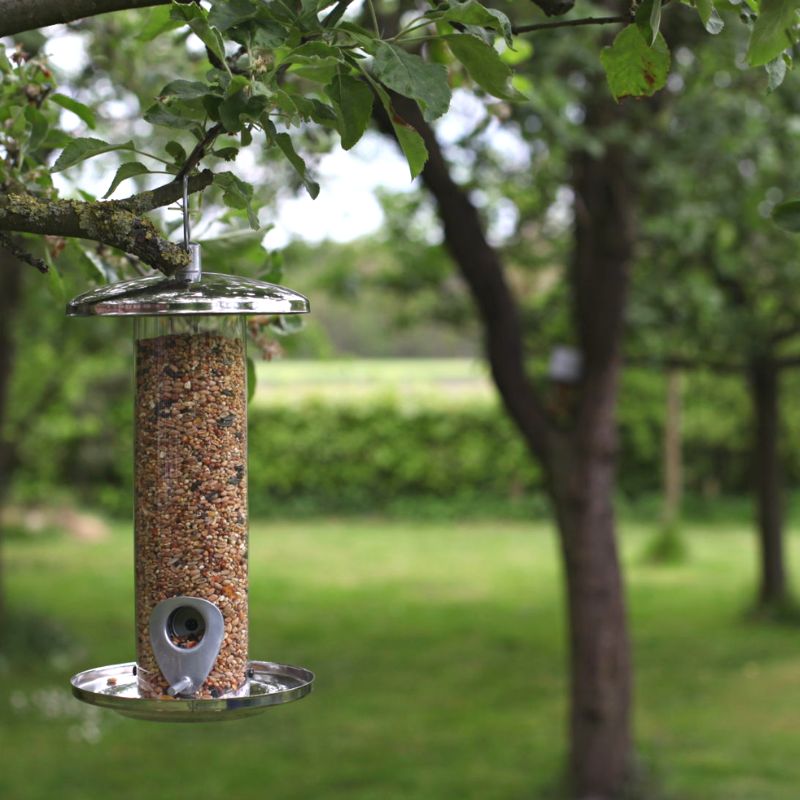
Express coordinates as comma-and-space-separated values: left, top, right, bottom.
133, 315, 248, 699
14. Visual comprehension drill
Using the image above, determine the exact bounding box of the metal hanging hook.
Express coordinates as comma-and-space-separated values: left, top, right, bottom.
177, 174, 201, 282
182, 173, 191, 252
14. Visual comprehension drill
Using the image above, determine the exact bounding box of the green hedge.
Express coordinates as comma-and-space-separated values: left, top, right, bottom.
9, 367, 800, 518
247, 402, 540, 516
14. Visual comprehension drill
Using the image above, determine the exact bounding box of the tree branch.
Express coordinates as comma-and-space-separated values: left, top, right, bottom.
113, 168, 212, 213
776, 354, 800, 369
626, 355, 743, 374
0, 170, 213, 275
513, 14, 628, 34
770, 320, 800, 345
0, 232, 48, 273
0, 0, 170, 36
374, 96, 553, 465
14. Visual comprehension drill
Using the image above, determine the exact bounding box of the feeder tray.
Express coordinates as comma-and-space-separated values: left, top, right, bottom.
65, 230, 313, 721
71, 661, 314, 723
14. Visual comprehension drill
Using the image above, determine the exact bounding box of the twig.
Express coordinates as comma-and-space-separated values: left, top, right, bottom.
513, 14, 628, 34
176, 125, 224, 181
0, 232, 47, 272
204, 44, 248, 76
625, 355, 743, 374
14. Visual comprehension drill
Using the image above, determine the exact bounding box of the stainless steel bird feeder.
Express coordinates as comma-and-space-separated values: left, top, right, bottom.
65, 242, 313, 722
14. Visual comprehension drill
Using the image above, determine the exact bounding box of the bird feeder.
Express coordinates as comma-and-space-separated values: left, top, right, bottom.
65, 209, 313, 721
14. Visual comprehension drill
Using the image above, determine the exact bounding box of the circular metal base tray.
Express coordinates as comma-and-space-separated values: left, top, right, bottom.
71, 661, 313, 722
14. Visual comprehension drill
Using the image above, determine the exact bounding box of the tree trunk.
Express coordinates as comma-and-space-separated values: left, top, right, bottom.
375, 89, 634, 798
663, 368, 683, 528
749, 358, 787, 609
0, 249, 24, 635
555, 97, 634, 796
549, 436, 631, 798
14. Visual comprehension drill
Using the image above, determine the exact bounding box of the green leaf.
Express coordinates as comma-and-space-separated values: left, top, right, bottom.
24, 106, 48, 150
635, 0, 662, 45
212, 146, 240, 161
49, 93, 96, 129
158, 80, 214, 100
252, 21, 292, 49
218, 80, 269, 132
144, 102, 204, 130
773, 199, 800, 231
373, 42, 451, 122
695, 0, 713, 25
308, 99, 339, 127
446, 34, 514, 100
215, 171, 260, 229
170, 2, 229, 71
599, 25, 671, 101
52, 137, 135, 172
335, 21, 375, 48
102, 162, 150, 199
138, 6, 182, 41
766, 55, 788, 89
201, 228, 269, 265
247, 355, 257, 403
166, 140, 187, 163
747, 0, 799, 66
219, 85, 249, 131
326, 72, 374, 149
393, 119, 428, 179
372, 83, 428, 179
705, 7, 724, 34
285, 41, 341, 62
696, 0, 725, 35
288, 62, 340, 83
209, 0, 259, 31
274, 131, 321, 198
434, 1, 514, 45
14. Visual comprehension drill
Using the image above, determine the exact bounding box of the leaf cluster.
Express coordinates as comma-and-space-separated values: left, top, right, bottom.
50, 0, 519, 219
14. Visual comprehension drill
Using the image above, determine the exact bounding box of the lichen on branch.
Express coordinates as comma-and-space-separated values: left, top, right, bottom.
0, 171, 213, 275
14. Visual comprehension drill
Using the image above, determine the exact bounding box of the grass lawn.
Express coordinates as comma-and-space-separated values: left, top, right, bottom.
2, 517, 800, 800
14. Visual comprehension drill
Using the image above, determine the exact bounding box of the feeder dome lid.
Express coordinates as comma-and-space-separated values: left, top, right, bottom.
66, 245, 309, 317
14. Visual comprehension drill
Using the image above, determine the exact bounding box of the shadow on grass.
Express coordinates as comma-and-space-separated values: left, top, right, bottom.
535, 752, 677, 800
743, 596, 800, 627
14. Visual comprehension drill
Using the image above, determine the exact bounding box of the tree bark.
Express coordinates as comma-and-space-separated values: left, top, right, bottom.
0, 172, 213, 276
375, 93, 633, 798
0, 0, 168, 36
549, 436, 631, 798
0, 244, 24, 635
749, 358, 787, 609
663, 368, 682, 527
554, 95, 634, 796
